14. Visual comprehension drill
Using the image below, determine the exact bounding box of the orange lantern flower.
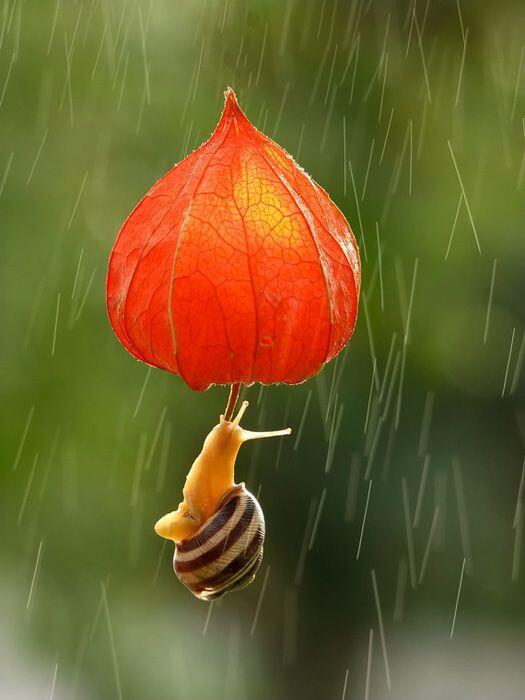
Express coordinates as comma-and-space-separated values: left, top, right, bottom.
106, 89, 360, 391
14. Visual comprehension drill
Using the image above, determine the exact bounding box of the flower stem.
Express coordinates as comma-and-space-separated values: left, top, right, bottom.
224, 383, 241, 422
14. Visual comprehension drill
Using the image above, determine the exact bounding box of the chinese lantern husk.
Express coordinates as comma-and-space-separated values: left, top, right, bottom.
106, 89, 360, 391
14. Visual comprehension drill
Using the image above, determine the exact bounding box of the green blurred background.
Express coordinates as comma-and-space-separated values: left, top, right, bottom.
2, 0, 525, 698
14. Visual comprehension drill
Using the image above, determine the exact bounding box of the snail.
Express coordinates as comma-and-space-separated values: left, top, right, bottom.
154, 400, 291, 600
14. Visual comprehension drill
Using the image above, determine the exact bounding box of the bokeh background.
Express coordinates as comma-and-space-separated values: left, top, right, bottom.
2, 0, 525, 698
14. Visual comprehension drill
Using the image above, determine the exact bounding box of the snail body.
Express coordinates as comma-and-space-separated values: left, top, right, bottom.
155, 401, 290, 599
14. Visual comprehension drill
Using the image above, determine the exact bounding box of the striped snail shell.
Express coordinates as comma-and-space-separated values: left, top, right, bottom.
174, 483, 265, 601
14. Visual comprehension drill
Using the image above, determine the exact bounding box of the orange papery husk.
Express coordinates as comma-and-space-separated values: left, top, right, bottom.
106, 89, 360, 390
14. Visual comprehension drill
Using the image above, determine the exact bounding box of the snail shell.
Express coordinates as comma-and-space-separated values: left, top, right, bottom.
174, 483, 265, 601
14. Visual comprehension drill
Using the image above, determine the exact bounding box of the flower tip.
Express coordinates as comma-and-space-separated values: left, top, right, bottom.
220, 87, 246, 125
224, 86, 238, 104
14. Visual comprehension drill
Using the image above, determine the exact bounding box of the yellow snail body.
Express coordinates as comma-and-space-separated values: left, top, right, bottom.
154, 401, 291, 600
